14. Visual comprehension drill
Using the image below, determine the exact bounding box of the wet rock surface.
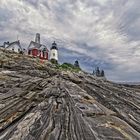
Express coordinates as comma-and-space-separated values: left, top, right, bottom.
0, 49, 140, 140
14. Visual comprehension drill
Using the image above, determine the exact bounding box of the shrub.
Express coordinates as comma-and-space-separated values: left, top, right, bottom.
58, 63, 81, 72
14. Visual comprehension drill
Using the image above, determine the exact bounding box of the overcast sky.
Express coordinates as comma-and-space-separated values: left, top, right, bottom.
0, 0, 140, 82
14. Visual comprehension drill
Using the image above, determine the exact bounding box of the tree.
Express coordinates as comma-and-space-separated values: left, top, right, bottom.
101, 70, 105, 77
95, 67, 100, 77
93, 70, 95, 75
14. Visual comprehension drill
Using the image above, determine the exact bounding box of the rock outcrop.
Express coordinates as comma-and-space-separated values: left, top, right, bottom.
0, 49, 140, 140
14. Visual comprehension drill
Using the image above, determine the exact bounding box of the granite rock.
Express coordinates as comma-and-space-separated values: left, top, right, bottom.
0, 49, 140, 140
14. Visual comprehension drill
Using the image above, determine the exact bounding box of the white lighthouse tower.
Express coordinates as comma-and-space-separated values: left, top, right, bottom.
50, 41, 58, 63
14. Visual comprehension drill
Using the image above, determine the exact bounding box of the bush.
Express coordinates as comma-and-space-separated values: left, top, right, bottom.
58, 63, 81, 72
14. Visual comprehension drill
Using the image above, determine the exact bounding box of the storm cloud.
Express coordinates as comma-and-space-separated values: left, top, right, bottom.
0, 0, 140, 82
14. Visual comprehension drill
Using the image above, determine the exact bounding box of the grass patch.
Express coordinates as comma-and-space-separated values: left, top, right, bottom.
56, 63, 81, 72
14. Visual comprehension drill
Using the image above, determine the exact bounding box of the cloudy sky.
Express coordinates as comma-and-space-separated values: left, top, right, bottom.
0, 0, 140, 82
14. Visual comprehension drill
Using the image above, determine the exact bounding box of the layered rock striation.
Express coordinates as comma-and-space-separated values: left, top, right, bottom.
0, 49, 140, 140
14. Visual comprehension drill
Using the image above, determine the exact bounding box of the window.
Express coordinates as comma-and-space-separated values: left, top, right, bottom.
28, 50, 31, 55
53, 53, 55, 56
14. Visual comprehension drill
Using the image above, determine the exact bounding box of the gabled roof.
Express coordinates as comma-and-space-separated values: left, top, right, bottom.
6, 40, 22, 50
28, 41, 49, 52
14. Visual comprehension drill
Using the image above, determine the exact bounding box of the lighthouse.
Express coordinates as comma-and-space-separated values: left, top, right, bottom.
50, 41, 58, 63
